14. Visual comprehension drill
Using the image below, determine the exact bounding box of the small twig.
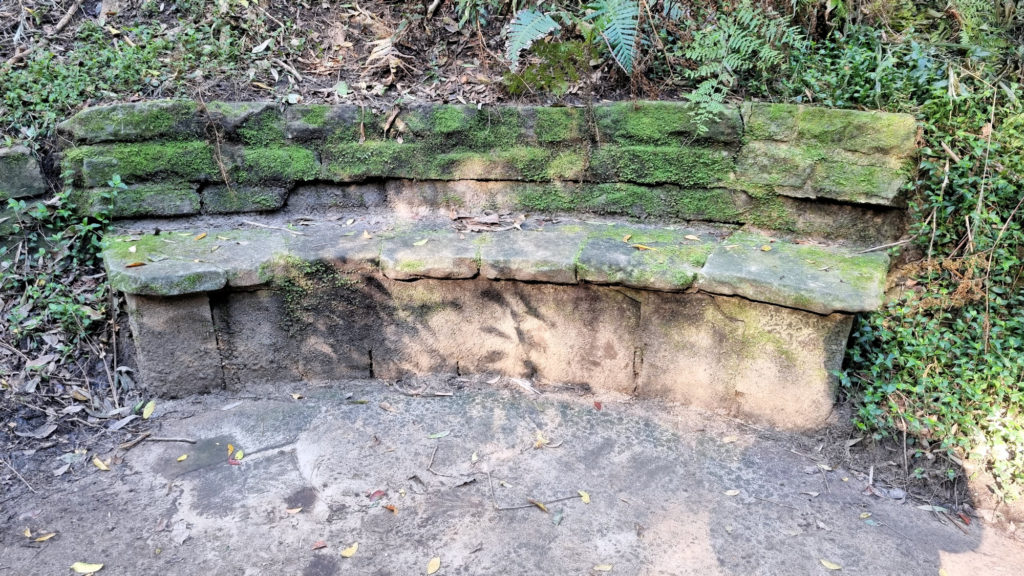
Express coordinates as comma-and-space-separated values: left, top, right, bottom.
241, 220, 305, 235
54, 0, 85, 34
722, 414, 771, 434
855, 237, 915, 254
942, 511, 970, 535
149, 437, 198, 443
426, 0, 442, 18
118, 431, 151, 451
2, 458, 37, 494
819, 465, 831, 495
0, 340, 29, 361
271, 57, 303, 82
427, 445, 457, 478
750, 494, 800, 511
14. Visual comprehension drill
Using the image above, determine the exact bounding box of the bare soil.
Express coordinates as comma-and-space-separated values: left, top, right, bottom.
3, 376, 1024, 575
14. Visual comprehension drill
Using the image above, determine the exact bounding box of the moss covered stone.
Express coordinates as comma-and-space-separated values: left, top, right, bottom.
595, 101, 743, 145
795, 107, 917, 156
0, 146, 45, 200
63, 141, 218, 187
202, 185, 287, 214
533, 107, 584, 144
72, 182, 200, 218
238, 109, 287, 147
235, 146, 320, 184
577, 226, 718, 291
58, 100, 198, 143
589, 145, 733, 186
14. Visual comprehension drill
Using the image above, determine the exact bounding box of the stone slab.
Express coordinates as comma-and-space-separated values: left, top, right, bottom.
0, 146, 46, 200
57, 100, 199, 143
577, 225, 721, 291
201, 184, 288, 214
125, 293, 224, 397
478, 224, 585, 284
637, 292, 853, 429
380, 230, 479, 280
697, 230, 889, 314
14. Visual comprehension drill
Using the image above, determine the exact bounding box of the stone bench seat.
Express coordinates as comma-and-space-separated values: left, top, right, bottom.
105, 216, 887, 315
54, 98, 916, 430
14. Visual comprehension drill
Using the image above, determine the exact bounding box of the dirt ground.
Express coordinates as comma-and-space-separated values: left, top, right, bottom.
2, 376, 1023, 575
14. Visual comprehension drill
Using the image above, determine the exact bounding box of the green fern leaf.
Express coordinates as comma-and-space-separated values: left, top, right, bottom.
586, 0, 639, 74
506, 9, 562, 69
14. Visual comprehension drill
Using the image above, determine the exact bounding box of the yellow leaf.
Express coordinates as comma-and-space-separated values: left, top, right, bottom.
141, 400, 155, 420
622, 234, 632, 242
426, 557, 441, 574
724, 489, 740, 496
177, 454, 188, 462
528, 499, 548, 513
92, 456, 110, 471
71, 562, 104, 574
341, 542, 358, 558
684, 234, 700, 241
194, 232, 207, 241
593, 565, 613, 572
859, 512, 871, 519
234, 450, 245, 460
286, 507, 302, 514
632, 244, 656, 251
362, 230, 373, 239
23, 528, 31, 538
227, 444, 234, 456
413, 238, 429, 246
820, 559, 841, 570
760, 245, 772, 252
579, 490, 591, 504
290, 393, 303, 400
35, 532, 56, 542
534, 431, 549, 449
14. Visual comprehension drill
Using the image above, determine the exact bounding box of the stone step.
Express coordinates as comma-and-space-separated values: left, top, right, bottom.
104, 216, 887, 315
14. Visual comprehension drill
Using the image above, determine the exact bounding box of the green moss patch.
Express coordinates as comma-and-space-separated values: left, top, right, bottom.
62, 141, 218, 187
236, 146, 320, 184
589, 145, 733, 186
59, 100, 198, 143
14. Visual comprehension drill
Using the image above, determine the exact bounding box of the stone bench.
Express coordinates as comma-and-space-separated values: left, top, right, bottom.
56, 99, 916, 429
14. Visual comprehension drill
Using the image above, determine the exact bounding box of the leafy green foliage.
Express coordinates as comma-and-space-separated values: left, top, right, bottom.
585, 0, 639, 74
683, 1, 805, 134
791, 20, 1024, 498
506, 8, 562, 68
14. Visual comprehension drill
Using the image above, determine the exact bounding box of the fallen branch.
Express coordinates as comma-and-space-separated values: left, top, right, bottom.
54, 0, 85, 35
241, 220, 305, 235
2, 458, 37, 494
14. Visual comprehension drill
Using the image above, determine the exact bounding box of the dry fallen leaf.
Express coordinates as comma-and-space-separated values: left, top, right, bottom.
859, 512, 871, 519
286, 507, 302, 514
362, 230, 373, 239
34, 532, 56, 542
684, 234, 700, 241
92, 456, 110, 471
428, 430, 450, 439
23, 528, 31, 538
341, 542, 358, 558
141, 400, 155, 420
724, 489, 740, 496
312, 540, 327, 550
384, 504, 397, 514
820, 559, 841, 570
760, 245, 772, 252
593, 565, 613, 572
290, 393, 303, 400
427, 557, 441, 574
71, 562, 104, 574
234, 450, 245, 460
194, 232, 207, 241
528, 499, 549, 513
534, 431, 549, 449
176, 454, 188, 462
622, 234, 632, 242
579, 490, 591, 504
124, 261, 146, 268
227, 443, 234, 456
632, 244, 655, 251
128, 245, 137, 253
413, 238, 429, 246
722, 436, 738, 444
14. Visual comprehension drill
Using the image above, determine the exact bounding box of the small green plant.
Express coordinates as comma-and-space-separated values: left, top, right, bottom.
682, 1, 806, 134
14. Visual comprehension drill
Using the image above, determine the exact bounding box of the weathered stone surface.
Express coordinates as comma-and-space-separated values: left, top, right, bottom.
637, 292, 852, 429
697, 231, 889, 314
383, 179, 520, 218
108, 259, 227, 296
479, 225, 585, 284
746, 103, 917, 156
201, 185, 287, 214
380, 230, 479, 280
288, 224, 381, 273
0, 146, 46, 200
57, 100, 199, 143
578, 226, 719, 291
125, 293, 224, 397
285, 183, 386, 213
588, 145, 734, 187
73, 182, 200, 218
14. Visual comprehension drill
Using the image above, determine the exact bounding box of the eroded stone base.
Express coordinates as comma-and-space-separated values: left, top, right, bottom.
125, 275, 853, 429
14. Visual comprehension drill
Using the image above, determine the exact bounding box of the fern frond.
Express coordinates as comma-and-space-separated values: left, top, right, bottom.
586, 0, 639, 74
506, 9, 562, 69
